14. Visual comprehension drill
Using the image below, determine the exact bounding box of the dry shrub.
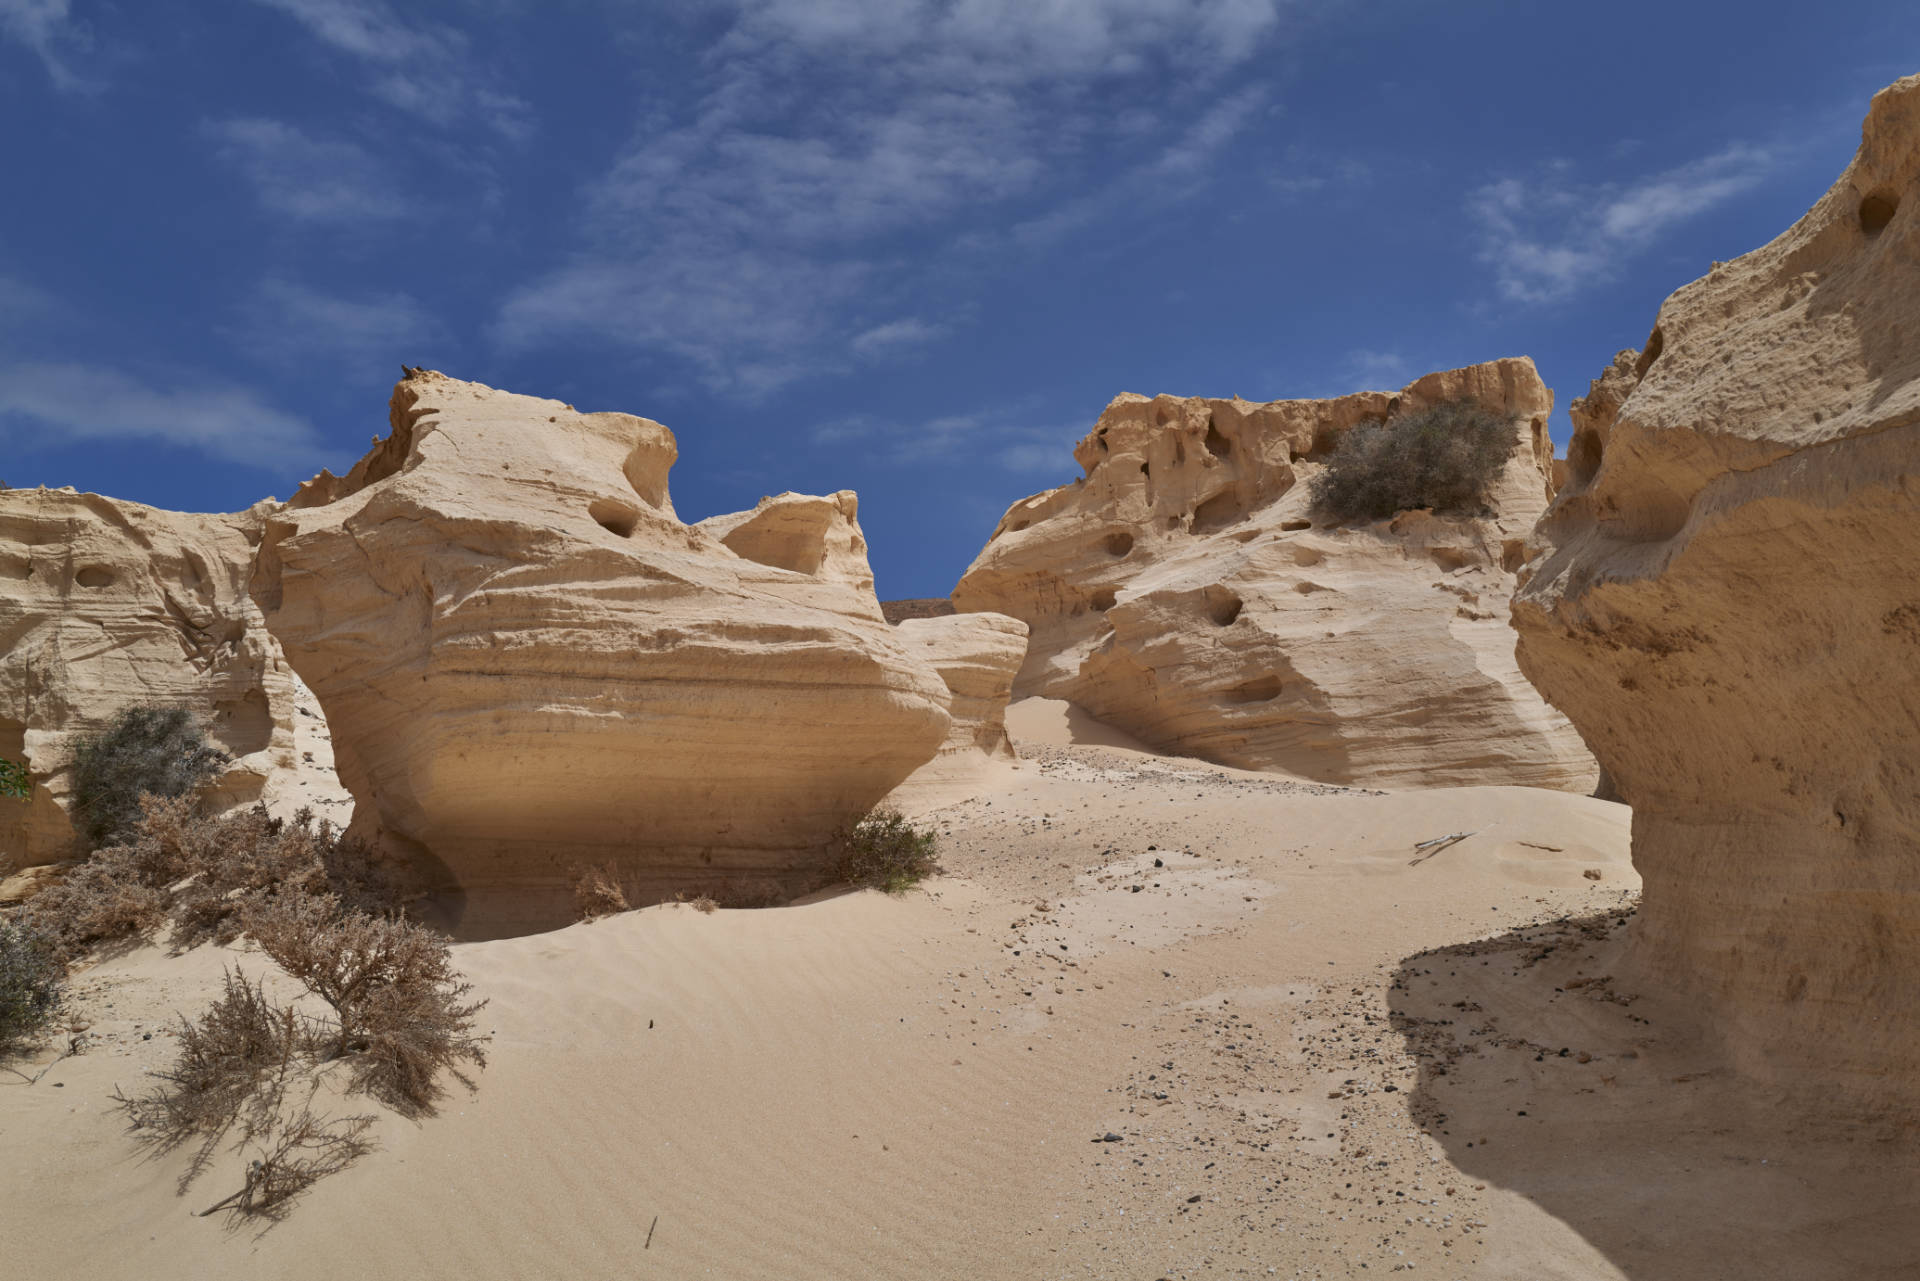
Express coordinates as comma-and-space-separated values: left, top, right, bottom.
1309, 398, 1516, 522
0, 919, 64, 1053
116, 967, 307, 1188
245, 893, 488, 1118
70, 706, 228, 848
21, 798, 399, 962
834, 810, 939, 894
572, 863, 629, 921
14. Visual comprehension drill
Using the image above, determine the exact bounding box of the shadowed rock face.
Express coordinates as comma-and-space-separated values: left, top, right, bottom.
252, 372, 950, 902
953, 359, 1596, 791
0, 489, 298, 872
1513, 75, 1920, 1119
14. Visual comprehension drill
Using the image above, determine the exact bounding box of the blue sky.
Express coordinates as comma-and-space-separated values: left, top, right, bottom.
1, 1, 1914, 598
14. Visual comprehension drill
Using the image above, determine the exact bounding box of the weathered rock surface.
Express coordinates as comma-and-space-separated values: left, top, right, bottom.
1512, 75, 1920, 1117
251, 372, 951, 907
886, 612, 1028, 807
0, 489, 301, 872
953, 360, 1596, 790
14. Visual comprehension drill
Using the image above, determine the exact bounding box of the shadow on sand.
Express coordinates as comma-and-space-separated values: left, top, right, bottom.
1387, 908, 1920, 1281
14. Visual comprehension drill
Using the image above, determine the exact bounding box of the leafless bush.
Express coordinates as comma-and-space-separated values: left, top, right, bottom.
245, 893, 488, 1117
572, 863, 629, 921
202, 1101, 374, 1223
1310, 397, 1516, 522
115, 967, 304, 1190
21, 798, 401, 961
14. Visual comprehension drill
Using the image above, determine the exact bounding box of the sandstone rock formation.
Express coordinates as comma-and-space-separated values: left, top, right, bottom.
0, 489, 300, 873
953, 359, 1596, 790
250, 372, 951, 908
1512, 75, 1920, 1117
885, 612, 1028, 807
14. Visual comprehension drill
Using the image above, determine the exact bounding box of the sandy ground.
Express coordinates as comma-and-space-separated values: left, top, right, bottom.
4, 699, 1916, 1279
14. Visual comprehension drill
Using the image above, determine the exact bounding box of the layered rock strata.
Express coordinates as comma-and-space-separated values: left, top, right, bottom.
1512, 75, 1920, 1116
953, 359, 1595, 790
0, 489, 299, 872
886, 612, 1029, 807
251, 372, 951, 902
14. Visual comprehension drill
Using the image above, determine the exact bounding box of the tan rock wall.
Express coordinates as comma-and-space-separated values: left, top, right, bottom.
251, 372, 951, 906
1512, 74, 1920, 1118
953, 359, 1595, 790
0, 489, 298, 871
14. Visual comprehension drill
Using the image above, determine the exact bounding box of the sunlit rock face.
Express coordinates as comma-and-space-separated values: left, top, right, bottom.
954, 359, 1595, 792
1513, 74, 1920, 1118
0, 489, 298, 871
253, 371, 951, 903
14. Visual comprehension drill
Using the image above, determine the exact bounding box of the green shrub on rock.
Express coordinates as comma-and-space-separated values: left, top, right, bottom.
70, 706, 229, 848
1310, 398, 1517, 522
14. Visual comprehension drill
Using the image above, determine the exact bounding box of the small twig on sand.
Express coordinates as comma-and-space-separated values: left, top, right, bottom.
1408, 832, 1475, 866
1, 1034, 85, 1086
646, 1215, 658, 1249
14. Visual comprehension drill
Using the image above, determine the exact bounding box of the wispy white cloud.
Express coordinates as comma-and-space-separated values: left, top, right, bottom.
0, 0, 93, 91
0, 273, 57, 332
0, 361, 328, 469
203, 118, 414, 224
498, 0, 1293, 395
850, 317, 944, 358
812, 402, 1081, 474
229, 278, 445, 368
249, 0, 532, 139
1470, 143, 1776, 304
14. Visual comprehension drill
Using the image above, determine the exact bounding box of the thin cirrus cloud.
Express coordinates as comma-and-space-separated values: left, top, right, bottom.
247, 0, 533, 139
812, 403, 1083, 476
496, 0, 1292, 397
1470, 143, 1777, 304
0, 0, 94, 92
0, 361, 328, 470
203, 117, 414, 224
231, 278, 445, 369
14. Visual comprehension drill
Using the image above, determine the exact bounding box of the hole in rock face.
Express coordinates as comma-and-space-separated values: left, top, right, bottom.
1280, 519, 1312, 532
1166, 516, 1183, 530
1173, 439, 1186, 466
1096, 434, 1110, 453
1010, 519, 1031, 533
1226, 674, 1282, 703
1231, 529, 1259, 544
1192, 490, 1242, 532
1386, 396, 1401, 415
1140, 462, 1150, 476
588, 501, 639, 538
76, 566, 114, 588
0, 557, 30, 581
1090, 588, 1117, 611
1207, 591, 1243, 626
1860, 193, 1898, 236
1634, 327, 1665, 378
1104, 531, 1135, 557
1204, 423, 1233, 459
1291, 545, 1324, 567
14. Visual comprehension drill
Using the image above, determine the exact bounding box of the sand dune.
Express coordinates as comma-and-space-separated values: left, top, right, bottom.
9, 711, 1909, 1280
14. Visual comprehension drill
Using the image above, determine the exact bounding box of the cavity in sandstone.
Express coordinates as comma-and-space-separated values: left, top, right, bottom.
250, 372, 951, 907
953, 359, 1596, 790
1512, 74, 1920, 1118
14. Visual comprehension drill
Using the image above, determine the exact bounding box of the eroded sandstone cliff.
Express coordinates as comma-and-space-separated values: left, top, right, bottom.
250, 372, 952, 908
0, 489, 299, 872
953, 359, 1596, 790
1512, 74, 1920, 1117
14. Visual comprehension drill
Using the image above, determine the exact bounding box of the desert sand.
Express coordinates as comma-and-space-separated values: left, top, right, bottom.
6, 699, 1914, 1281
